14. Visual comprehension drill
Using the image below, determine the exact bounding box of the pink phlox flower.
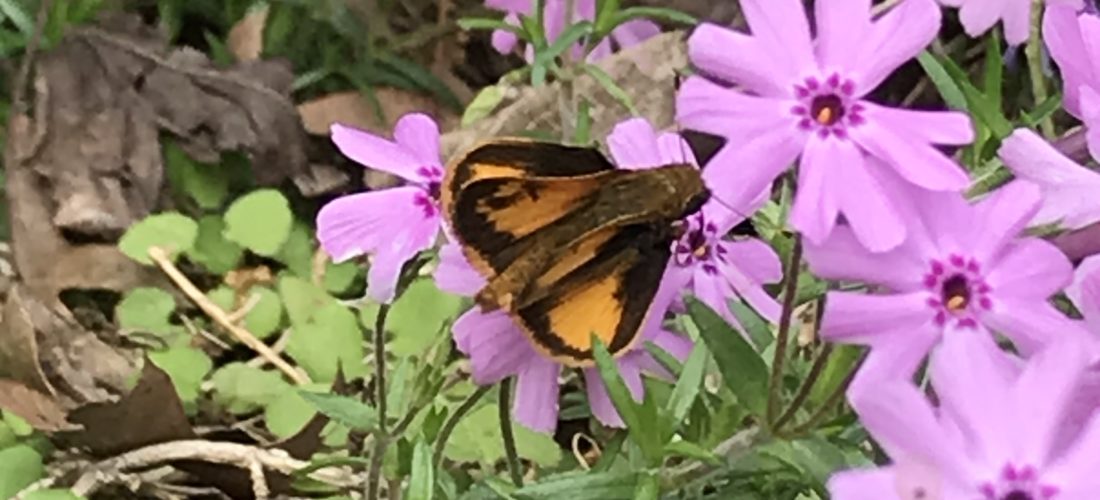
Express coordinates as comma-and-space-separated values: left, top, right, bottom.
999, 128, 1100, 230
829, 332, 1100, 499
606, 117, 783, 332
316, 113, 444, 304
434, 243, 692, 432
486, 0, 659, 61
940, 0, 1083, 46
676, 0, 974, 253
1044, 4, 1100, 161
805, 181, 1084, 391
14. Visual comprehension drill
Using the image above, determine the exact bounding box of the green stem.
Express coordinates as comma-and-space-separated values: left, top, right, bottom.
433, 385, 493, 467
364, 303, 391, 500
766, 237, 803, 429
773, 342, 832, 431
1027, 0, 1055, 138
777, 352, 864, 439
499, 378, 525, 487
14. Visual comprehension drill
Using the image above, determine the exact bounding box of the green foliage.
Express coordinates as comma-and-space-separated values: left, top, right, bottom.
280, 276, 367, 382
116, 287, 179, 337
164, 141, 231, 210
207, 285, 284, 340
118, 212, 199, 265
361, 279, 464, 358
689, 299, 770, 417
188, 215, 244, 274
210, 363, 292, 415
0, 444, 43, 499
149, 346, 213, 409
445, 403, 561, 467
298, 391, 376, 432
223, 189, 294, 257
265, 385, 325, 438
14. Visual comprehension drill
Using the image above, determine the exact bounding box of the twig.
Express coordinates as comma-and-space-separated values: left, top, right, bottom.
70, 439, 360, 498
311, 249, 328, 288
433, 385, 492, 467
147, 247, 309, 385
247, 328, 293, 369
766, 237, 803, 428
1027, 0, 1055, 137
225, 292, 262, 324
499, 378, 524, 487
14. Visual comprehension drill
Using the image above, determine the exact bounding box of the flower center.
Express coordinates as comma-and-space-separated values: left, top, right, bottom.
923, 254, 992, 329
790, 73, 865, 138
811, 94, 845, 126
673, 214, 726, 274
979, 464, 1059, 500
416, 165, 445, 200
941, 274, 970, 311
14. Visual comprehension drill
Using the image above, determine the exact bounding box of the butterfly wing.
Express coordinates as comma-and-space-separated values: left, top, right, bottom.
512, 223, 674, 366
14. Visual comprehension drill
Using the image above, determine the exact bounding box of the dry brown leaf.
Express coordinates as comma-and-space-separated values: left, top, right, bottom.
227, 5, 268, 61
0, 379, 77, 432
297, 88, 459, 136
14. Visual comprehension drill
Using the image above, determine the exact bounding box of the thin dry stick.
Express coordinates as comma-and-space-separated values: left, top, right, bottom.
148, 246, 309, 385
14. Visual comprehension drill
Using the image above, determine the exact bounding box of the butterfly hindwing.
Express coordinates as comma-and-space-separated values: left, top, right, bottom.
512, 223, 673, 364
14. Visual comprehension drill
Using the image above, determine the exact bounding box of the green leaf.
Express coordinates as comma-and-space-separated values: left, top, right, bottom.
384, 279, 464, 357
207, 286, 284, 340
462, 85, 507, 126
729, 300, 774, 350
581, 64, 639, 115
265, 384, 328, 438
688, 298, 769, 417
324, 260, 362, 295
663, 439, 719, 464
223, 189, 293, 256
187, 215, 244, 275
164, 141, 230, 210
511, 471, 640, 500
539, 21, 593, 64
116, 287, 178, 336
149, 346, 213, 409
298, 391, 376, 431
593, 0, 621, 37
287, 301, 366, 382
276, 221, 317, 278
0, 445, 43, 499
23, 490, 85, 500
279, 276, 333, 326
0, 0, 34, 36
808, 345, 863, 409
612, 7, 696, 27
665, 343, 707, 423
632, 473, 659, 500
118, 212, 199, 265
446, 404, 561, 467
574, 99, 592, 145
210, 363, 292, 415
982, 29, 1003, 110
457, 17, 524, 35
1022, 93, 1063, 127
592, 337, 662, 464
407, 439, 434, 500
916, 51, 967, 111
937, 53, 1012, 139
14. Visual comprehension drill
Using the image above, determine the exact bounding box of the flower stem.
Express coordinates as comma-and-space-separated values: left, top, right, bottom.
433, 385, 493, 468
1027, 0, 1055, 138
777, 351, 865, 439
772, 342, 832, 431
499, 378, 525, 487
364, 303, 392, 500
766, 236, 803, 429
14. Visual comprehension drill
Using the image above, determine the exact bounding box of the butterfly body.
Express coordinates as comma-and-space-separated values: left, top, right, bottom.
442, 139, 709, 366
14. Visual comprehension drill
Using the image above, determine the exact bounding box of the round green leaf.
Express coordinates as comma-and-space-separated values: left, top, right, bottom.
116, 287, 178, 336
286, 302, 366, 383
275, 221, 315, 278
207, 286, 284, 340
0, 445, 44, 499
223, 189, 293, 256
164, 141, 230, 210
187, 215, 244, 274
118, 212, 198, 265
23, 489, 86, 500
323, 260, 362, 295
385, 279, 463, 357
149, 346, 213, 410
210, 363, 292, 415
446, 404, 561, 467
264, 383, 328, 438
